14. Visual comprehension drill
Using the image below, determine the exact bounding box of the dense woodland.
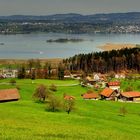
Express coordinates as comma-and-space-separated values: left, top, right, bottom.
63, 47, 140, 73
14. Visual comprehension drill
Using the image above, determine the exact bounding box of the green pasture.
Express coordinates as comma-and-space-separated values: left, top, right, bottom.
0, 79, 140, 140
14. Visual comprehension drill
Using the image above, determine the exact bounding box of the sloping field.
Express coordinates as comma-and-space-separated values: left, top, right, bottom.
0, 79, 140, 140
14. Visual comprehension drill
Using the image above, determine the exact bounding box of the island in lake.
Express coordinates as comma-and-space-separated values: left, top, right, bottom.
0, 43, 4, 45
46, 38, 84, 43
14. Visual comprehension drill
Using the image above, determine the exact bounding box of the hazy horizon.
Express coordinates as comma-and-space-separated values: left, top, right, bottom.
0, 0, 140, 16
1, 11, 140, 17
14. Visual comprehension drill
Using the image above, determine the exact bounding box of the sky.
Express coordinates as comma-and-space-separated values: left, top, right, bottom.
0, 0, 140, 16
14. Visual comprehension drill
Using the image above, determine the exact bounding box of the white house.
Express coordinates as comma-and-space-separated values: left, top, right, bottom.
107, 81, 120, 91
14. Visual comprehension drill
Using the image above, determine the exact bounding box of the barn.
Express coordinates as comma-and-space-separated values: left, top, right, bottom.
120, 91, 140, 102
100, 87, 118, 101
0, 88, 20, 102
82, 92, 99, 100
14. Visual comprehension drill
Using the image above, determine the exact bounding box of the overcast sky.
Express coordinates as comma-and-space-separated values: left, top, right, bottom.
0, 0, 140, 16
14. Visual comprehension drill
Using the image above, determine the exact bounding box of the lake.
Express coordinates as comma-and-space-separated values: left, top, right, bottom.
0, 33, 140, 59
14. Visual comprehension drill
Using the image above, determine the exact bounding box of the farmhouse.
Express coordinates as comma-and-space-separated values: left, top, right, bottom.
115, 73, 126, 79
86, 76, 95, 85
93, 74, 100, 81
64, 95, 75, 100
0, 69, 18, 78
0, 88, 20, 102
107, 81, 120, 91
100, 88, 118, 101
120, 91, 140, 102
82, 92, 99, 100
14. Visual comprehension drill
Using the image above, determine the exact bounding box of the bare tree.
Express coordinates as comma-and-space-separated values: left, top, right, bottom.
33, 84, 50, 102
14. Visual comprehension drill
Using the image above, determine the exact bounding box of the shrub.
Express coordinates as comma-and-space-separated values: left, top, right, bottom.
47, 95, 62, 112
64, 99, 75, 114
16, 86, 21, 90
125, 86, 133, 92
9, 79, 16, 86
33, 84, 50, 102
119, 106, 127, 116
49, 84, 57, 92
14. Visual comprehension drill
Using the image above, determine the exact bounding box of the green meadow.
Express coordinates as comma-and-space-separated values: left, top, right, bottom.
0, 79, 140, 140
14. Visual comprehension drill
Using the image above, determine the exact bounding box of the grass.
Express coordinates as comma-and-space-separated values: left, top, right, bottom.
0, 78, 140, 140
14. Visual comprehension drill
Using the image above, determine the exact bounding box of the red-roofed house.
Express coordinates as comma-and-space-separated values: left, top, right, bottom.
0, 88, 20, 102
120, 91, 140, 102
100, 88, 118, 101
82, 92, 99, 100
107, 81, 120, 91
64, 95, 75, 100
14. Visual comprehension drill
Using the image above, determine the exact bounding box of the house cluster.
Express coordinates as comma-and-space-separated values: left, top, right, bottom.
63, 72, 140, 103
0, 69, 18, 78
81, 73, 107, 88
81, 81, 140, 102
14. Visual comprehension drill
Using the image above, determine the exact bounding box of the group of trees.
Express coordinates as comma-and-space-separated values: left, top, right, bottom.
33, 84, 75, 114
17, 59, 65, 80
63, 47, 140, 74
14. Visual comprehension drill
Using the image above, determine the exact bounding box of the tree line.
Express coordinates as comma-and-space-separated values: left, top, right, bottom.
63, 47, 140, 74
17, 59, 65, 80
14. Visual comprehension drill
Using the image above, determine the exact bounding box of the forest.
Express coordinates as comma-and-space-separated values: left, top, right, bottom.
63, 47, 140, 73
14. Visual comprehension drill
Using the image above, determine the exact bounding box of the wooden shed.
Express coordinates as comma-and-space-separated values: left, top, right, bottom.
82, 92, 99, 100
0, 88, 20, 102
120, 91, 140, 102
100, 87, 118, 101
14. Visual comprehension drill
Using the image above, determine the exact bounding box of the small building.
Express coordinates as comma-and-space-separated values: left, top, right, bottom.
0, 88, 20, 102
107, 81, 120, 91
71, 74, 81, 80
64, 70, 71, 79
115, 74, 125, 79
82, 92, 99, 100
1, 69, 18, 78
64, 95, 75, 100
120, 91, 140, 102
93, 74, 100, 81
100, 88, 118, 101
86, 76, 95, 85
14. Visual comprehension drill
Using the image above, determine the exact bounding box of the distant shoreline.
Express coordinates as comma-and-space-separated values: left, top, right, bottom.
99, 43, 137, 51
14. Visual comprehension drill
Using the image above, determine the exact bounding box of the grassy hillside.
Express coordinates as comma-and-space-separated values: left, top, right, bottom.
0, 79, 140, 140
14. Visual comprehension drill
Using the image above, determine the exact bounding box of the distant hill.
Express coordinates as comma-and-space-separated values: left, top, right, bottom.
1, 12, 140, 23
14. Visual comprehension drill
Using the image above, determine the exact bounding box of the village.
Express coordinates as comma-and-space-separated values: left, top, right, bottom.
0, 67, 140, 103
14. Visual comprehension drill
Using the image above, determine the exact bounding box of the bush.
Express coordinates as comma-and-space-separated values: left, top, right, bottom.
16, 86, 21, 90
125, 86, 133, 92
119, 106, 127, 116
33, 84, 50, 102
64, 99, 75, 114
49, 84, 57, 92
47, 95, 62, 112
9, 79, 16, 86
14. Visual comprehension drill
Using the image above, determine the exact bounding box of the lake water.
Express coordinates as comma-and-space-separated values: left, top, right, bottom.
0, 33, 140, 59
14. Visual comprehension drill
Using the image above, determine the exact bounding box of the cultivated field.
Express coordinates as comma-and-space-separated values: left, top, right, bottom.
0, 79, 140, 140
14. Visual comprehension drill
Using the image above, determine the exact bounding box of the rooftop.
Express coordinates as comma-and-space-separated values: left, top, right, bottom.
0, 88, 20, 102
100, 88, 114, 97
108, 81, 120, 86
82, 92, 99, 99
64, 95, 75, 100
121, 91, 140, 98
